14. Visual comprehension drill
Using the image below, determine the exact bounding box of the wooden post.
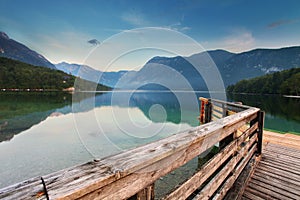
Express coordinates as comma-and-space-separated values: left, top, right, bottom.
222, 103, 227, 117
199, 100, 205, 124
136, 184, 154, 200
257, 111, 264, 155
204, 99, 212, 123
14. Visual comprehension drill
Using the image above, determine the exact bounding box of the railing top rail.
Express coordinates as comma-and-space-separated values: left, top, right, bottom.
209, 98, 252, 110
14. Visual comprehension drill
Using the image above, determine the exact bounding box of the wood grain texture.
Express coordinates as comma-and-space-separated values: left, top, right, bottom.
241, 132, 300, 200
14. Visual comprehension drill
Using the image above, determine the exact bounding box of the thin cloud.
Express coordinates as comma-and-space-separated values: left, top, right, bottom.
206, 29, 256, 53
267, 19, 299, 28
121, 10, 148, 26
88, 39, 100, 46
165, 22, 191, 32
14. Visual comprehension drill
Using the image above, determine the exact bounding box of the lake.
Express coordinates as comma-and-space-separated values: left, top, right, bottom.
0, 91, 299, 189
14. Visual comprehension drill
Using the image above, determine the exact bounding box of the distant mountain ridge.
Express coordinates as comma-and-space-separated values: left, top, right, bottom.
56, 46, 300, 91
0, 31, 55, 69
117, 46, 300, 90
55, 62, 134, 87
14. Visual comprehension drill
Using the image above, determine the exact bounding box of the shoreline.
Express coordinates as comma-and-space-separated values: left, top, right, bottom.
283, 95, 300, 98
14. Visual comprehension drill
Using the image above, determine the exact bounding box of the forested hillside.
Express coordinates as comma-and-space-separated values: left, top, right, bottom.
227, 68, 300, 95
0, 57, 110, 91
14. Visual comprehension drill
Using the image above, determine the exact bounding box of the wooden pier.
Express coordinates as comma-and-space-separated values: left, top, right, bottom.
240, 131, 300, 200
0, 98, 299, 200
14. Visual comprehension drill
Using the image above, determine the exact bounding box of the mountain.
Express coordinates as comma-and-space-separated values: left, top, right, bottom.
115, 55, 208, 91
220, 46, 300, 85
0, 31, 55, 69
55, 62, 95, 76
56, 46, 300, 91
55, 62, 135, 88
117, 46, 300, 90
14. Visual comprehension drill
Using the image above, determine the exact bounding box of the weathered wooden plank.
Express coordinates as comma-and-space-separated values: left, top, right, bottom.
254, 169, 300, 187
262, 154, 300, 168
164, 139, 237, 200
236, 122, 258, 143
261, 157, 300, 172
247, 183, 290, 200
259, 159, 300, 176
193, 135, 257, 200
211, 115, 219, 121
0, 177, 44, 200
212, 141, 257, 200
263, 151, 300, 165
240, 196, 251, 200
256, 163, 300, 181
264, 147, 300, 158
263, 151, 300, 163
243, 187, 272, 200
210, 99, 251, 110
164, 123, 257, 200
242, 189, 265, 200
252, 174, 300, 196
240, 132, 300, 200
249, 178, 299, 200
264, 148, 300, 159
224, 155, 261, 200
226, 110, 237, 116
264, 131, 300, 142
266, 143, 300, 153
212, 104, 224, 113
212, 110, 223, 119
263, 132, 300, 150
264, 149, 300, 160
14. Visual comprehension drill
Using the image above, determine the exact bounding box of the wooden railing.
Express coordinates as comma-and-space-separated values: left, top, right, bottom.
0, 98, 264, 200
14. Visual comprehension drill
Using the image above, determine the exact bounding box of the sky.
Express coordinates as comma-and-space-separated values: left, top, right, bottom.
1, 0, 300, 71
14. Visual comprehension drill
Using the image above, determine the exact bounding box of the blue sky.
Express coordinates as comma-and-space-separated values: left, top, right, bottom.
1, 0, 300, 70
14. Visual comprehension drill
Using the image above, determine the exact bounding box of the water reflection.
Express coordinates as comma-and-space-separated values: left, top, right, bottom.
0, 91, 201, 143
228, 93, 300, 133
0, 91, 198, 188
0, 92, 72, 142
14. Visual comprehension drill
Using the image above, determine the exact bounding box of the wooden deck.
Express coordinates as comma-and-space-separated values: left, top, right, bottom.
241, 131, 300, 200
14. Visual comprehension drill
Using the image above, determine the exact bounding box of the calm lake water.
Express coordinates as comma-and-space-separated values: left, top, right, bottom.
0, 91, 299, 188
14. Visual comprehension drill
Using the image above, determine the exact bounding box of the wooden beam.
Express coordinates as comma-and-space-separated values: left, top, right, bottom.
257, 111, 264, 155
212, 105, 224, 113
212, 110, 223, 119
164, 139, 238, 200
